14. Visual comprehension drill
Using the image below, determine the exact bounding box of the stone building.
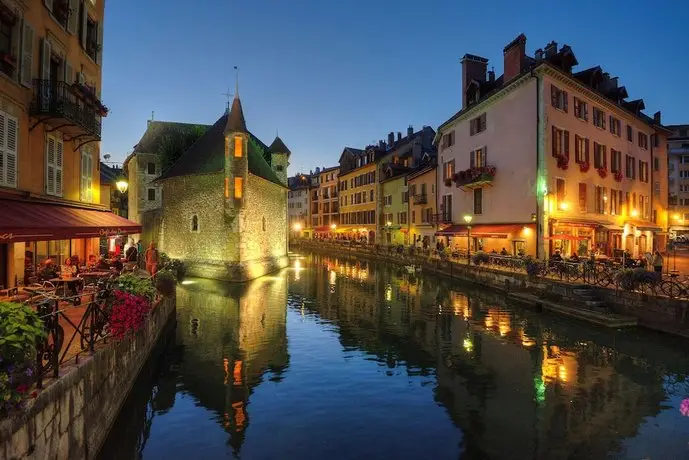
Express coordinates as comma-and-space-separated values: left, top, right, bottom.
666, 124, 689, 236
157, 94, 289, 281
288, 173, 311, 238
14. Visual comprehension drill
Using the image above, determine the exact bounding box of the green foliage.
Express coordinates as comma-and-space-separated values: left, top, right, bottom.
472, 251, 490, 266
0, 302, 46, 413
116, 274, 156, 302
154, 269, 176, 297
158, 252, 185, 280
158, 125, 208, 173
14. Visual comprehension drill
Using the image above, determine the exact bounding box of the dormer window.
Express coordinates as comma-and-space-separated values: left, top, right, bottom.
234, 136, 243, 157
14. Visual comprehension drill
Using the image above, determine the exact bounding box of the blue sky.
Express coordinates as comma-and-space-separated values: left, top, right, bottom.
102, 0, 688, 173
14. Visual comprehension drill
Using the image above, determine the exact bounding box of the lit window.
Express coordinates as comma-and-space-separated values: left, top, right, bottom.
234, 136, 243, 157
234, 177, 243, 198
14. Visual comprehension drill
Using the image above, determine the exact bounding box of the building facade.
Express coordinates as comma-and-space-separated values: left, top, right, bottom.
0, 0, 141, 288
408, 162, 438, 248
337, 146, 380, 242
99, 162, 126, 217
157, 94, 289, 282
313, 166, 339, 237
287, 173, 310, 238
666, 124, 689, 236
380, 171, 408, 245
435, 34, 669, 259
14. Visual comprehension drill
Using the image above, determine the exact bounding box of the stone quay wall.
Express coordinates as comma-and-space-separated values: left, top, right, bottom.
0, 295, 177, 460
292, 241, 689, 339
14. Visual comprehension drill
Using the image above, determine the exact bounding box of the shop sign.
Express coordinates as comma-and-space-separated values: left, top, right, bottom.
0, 233, 14, 240
99, 228, 124, 237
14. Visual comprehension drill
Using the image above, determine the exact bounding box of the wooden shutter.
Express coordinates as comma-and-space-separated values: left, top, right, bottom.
80, 1, 87, 47
68, 0, 79, 34
44, 0, 53, 10
96, 20, 103, 66
563, 91, 568, 113
483, 146, 487, 165
56, 137, 63, 196
551, 126, 557, 156
46, 135, 56, 194
80, 151, 87, 200
20, 21, 34, 88
574, 135, 579, 162
564, 131, 570, 159
40, 38, 51, 80
5, 115, 17, 187
470, 150, 475, 168
470, 119, 475, 136
0, 111, 4, 186
585, 139, 590, 163
551, 85, 557, 107
86, 152, 92, 201
64, 61, 73, 84
603, 146, 607, 169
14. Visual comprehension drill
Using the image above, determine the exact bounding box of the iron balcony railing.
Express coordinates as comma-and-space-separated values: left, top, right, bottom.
413, 194, 427, 205
30, 79, 102, 138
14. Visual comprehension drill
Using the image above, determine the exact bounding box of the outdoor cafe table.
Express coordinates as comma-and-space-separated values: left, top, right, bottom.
80, 271, 111, 278
49, 278, 84, 304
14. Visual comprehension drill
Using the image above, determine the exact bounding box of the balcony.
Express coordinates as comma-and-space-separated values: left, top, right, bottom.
413, 194, 427, 205
431, 213, 452, 225
454, 165, 496, 190
30, 80, 105, 148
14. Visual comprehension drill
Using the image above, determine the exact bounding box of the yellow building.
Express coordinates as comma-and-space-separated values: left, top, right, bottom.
408, 162, 438, 248
0, 0, 140, 288
337, 146, 381, 241
313, 165, 339, 237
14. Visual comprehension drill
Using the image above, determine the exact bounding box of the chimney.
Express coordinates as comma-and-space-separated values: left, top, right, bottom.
407, 125, 414, 137
503, 33, 527, 83
654, 111, 661, 124
378, 140, 386, 150
544, 41, 557, 58
534, 48, 543, 61
397, 132, 402, 141
412, 137, 422, 158
461, 54, 488, 108
488, 68, 495, 82
388, 132, 394, 146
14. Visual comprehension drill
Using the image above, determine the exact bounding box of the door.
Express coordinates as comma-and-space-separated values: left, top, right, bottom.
0, 243, 8, 288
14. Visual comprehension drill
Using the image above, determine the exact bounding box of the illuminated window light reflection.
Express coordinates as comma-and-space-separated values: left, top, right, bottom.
181, 280, 196, 285
385, 284, 392, 302
463, 338, 473, 352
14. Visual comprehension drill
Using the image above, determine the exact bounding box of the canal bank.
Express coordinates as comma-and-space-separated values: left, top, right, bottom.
290, 242, 689, 339
0, 296, 176, 460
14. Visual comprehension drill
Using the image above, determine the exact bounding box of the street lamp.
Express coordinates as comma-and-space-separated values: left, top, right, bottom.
330, 223, 336, 230
115, 179, 128, 194
463, 214, 473, 265
293, 223, 302, 232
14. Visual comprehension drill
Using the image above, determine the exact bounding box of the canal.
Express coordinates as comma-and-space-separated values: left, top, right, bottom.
99, 253, 689, 460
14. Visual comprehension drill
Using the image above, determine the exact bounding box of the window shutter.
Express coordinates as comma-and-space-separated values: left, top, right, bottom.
484, 146, 487, 165
96, 21, 103, 66
470, 150, 475, 168
470, 119, 475, 136
0, 112, 4, 185
551, 85, 557, 107
64, 61, 73, 84
585, 139, 590, 163
80, 152, 87, 200
40, 38, 51, 80
56, 137, 63, 196
46, 135, 55, 194
86, 153, 92, 201
67, 0, 79, 34
564, 131, 570, 159
601, 113, 606, 130
5, 115, 17, 187
551, 126, 557, 156
77, 71, 85, 84
44, 0, 53, 10
80, 1, 87, 47
20, 21, 34, 88
563, 91, 568, 113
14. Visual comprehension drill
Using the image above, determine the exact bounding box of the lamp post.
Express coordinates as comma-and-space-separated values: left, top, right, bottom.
464, 214, 473, 265
115, 179, 128, 194
114, 179, 128, 217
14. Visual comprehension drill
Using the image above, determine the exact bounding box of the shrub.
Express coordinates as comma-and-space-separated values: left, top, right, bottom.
472, 252, 489, 266
116, 274, 156, 302
158, 253, 185, 280
615, 268, 660, 291
109, 291, 152, 341
0, 302, 46, 414
523, 256, 543, 277
155, 269, 176, 297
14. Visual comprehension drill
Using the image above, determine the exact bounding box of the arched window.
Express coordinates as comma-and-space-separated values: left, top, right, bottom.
191, 215, 199, 232
262, 216, 266, 231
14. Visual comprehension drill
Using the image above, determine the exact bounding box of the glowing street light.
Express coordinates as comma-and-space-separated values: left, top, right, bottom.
558, 201, 570, 211
330, 223, 337, 230
293, 223, 302, 232
630, 209, 639, 218
115, 179, 128, 194
386, 221, 392, 227
463, 214, 473, 265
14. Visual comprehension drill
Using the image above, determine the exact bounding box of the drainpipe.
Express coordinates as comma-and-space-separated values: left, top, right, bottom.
531, 70, 544, 260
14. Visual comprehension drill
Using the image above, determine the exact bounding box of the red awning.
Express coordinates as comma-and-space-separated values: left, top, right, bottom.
436, 224, 529, 238
0, 199, 142, 242
314, 226, 333, 232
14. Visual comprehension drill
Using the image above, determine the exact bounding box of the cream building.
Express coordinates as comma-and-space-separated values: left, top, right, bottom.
666, 124, 689, 236
435, 34, 669, 259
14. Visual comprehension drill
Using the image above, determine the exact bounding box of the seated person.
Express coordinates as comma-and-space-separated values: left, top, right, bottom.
112, 259, 124, 272
500, 247, 508, 256
96, 256, 110, 270
87, 254, 97, 268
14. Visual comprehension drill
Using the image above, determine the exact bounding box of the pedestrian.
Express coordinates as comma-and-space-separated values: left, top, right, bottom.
145, 242, 159, 276
652, 250, 664, 274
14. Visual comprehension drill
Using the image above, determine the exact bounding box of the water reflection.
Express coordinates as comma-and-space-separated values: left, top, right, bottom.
101, 254, 689, 460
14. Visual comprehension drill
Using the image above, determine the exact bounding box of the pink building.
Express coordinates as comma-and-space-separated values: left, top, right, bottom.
435, 34, 670, 260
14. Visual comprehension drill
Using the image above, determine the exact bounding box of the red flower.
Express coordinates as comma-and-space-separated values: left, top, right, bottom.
31, 391, 38, 398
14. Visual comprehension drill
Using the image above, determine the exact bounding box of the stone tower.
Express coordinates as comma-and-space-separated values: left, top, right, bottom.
266, 136, 290, 186
223, 94, 249, 219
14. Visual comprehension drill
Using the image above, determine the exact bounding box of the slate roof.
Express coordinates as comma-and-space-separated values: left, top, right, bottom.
100, 163, 122, 185
266, 136, 291, 156
157, 113, 284, 187
133, 121, 210, 154
224, 96, 247, 134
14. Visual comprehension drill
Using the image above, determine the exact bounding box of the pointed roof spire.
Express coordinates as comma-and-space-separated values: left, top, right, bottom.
224, 95, 247, 134
267, 136, 291, 156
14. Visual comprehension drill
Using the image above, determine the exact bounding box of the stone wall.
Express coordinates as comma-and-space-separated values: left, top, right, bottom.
0, 296, 176, 460
160, 173, 239, 263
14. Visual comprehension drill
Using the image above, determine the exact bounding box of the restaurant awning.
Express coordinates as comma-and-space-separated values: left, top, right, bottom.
625, 220, 663, 232
436, 224, 527, 238
0, 199, 142, 242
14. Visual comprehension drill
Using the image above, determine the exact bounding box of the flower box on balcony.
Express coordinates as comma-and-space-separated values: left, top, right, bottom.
444, 178, 452, 187
555, 154, 569, 170
454, 165, 496, 188
597, 167, 608, 179
614, 170, 623, 182
578, 161, 590, 173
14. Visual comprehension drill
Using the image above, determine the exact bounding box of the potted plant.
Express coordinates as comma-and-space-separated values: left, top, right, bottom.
555, 154, 569, 170
597, 167, 608, 179
614, 170, 623, 182
579, 161, 590, 173
444, 177, 452, 186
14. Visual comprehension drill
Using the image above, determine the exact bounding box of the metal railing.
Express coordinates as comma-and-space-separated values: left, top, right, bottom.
30, 79, 102, 138
413, 194, 427, 205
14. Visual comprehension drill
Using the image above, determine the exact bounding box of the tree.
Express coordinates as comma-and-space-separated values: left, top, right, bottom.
158, 125, 208, 173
